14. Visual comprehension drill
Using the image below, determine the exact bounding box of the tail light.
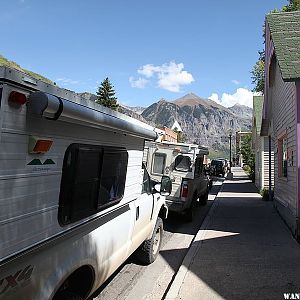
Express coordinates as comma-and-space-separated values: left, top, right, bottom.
9, 91, 27, 105
181, 181, 189, 198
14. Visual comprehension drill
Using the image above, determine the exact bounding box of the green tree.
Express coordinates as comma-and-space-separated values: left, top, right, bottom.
241, 135, 255, 173
96, 77, 119, 110
251, 50, 265, 93
282, 0, 300, 11
174, 129, 185, 143
250, 0, 300, 93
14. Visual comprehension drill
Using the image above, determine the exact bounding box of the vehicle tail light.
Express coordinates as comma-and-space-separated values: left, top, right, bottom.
181, 181, 189, 198
9, 91, 27, 105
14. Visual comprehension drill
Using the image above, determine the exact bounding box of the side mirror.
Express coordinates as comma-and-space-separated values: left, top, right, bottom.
160, 175, 172, 196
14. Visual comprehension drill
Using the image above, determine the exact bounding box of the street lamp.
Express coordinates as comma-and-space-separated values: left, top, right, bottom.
228, 124, 234, 179
229, 132, 232, 173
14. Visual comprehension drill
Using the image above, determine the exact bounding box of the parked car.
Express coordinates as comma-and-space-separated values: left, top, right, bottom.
211, 159, 227, 177
0, 66, 172, 300
144, 141, 210, 221
218, 158, 230, 172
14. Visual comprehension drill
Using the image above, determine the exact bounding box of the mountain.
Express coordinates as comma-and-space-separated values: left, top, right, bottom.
142, 93, 252, 157
172, 92, 231, 112
228, 103, 253, 119
123, 105, 145, 115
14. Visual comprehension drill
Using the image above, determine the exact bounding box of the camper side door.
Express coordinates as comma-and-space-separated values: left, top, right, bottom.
131, 166, 156, 247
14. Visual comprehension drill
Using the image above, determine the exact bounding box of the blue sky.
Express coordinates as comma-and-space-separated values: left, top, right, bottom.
0, 0, 287, 108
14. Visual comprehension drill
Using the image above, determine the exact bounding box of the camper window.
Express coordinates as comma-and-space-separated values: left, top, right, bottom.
152, 153, 166, 175
174, 155, 191, 172
59, 144, 128, 225
98, 149, 128, 206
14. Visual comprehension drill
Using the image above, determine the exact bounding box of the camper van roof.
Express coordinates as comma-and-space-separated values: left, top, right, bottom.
158, 141, 209, 154
161, 141, 208, 150
0, 66, 157, 140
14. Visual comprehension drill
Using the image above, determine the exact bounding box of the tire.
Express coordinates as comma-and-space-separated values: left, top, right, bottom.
184, 196, 197, 222
135, 217, 163, 265
53, 290, 83, 300
199, 188, 209, 206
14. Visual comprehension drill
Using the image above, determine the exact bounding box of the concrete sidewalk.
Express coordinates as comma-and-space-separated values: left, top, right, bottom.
165, 167, 300, 300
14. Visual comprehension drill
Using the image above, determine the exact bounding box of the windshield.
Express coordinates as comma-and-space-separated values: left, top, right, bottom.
174, 155, 191, 172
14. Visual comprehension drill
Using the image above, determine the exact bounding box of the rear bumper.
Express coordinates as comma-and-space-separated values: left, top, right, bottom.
165, 198, 188, 213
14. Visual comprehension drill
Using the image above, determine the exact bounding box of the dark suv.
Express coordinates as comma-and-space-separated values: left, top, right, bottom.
211, 159, 226, 177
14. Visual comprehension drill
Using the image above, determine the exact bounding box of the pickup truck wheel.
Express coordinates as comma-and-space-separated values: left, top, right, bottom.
184, 197, 197, 222
199, 189, 209, 206
135, 217, 163, 265
53, 290, 83, 300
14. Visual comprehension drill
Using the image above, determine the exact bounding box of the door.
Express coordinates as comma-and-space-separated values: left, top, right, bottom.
131, 165, 156, 248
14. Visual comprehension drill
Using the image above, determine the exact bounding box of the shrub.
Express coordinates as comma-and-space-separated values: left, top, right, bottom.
260, 188, 273, 201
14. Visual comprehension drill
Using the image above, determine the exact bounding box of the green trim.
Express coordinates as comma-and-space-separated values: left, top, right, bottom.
27, 159, 43, 165
43, 159, 55, 165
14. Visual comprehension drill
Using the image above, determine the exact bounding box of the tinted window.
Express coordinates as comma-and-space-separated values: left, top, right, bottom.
152, 153, 166, 175
99, 149, 128, 206
59, 144, 128, 225
174, 155, 191, 172
142, 164, 151, 194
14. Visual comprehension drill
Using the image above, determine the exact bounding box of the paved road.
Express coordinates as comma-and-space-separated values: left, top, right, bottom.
92, 178, 224, 300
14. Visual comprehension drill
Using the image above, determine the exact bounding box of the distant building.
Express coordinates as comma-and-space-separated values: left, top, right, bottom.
171, 120, 182, 132
261, 11, 300, 239
162, 127, 177, 143
154, 128, 165, 142
252, 95, 274, 191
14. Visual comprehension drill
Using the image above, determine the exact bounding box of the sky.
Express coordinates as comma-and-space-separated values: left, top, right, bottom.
0, 0, 287, 108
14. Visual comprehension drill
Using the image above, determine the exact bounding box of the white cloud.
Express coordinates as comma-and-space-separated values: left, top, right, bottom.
56, 78, 80, 85
131, 61, 194, 92
137, 64, 161, 78
208, 88, 254, 108
129, 76, 148, 88
231, 79, 240, 85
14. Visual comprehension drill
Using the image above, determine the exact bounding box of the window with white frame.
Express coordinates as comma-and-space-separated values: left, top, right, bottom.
278, 135, 287, 178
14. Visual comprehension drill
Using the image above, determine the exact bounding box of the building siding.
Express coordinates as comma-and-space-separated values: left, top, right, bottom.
254, 135, 263, 190
270, 59, 297, 232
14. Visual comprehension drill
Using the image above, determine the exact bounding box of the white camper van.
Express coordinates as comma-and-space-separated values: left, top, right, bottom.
144, 141, 209, 221
0, 67, 171, 300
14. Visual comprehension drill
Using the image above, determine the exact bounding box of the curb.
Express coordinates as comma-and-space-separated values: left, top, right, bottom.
164, 178, 227, 300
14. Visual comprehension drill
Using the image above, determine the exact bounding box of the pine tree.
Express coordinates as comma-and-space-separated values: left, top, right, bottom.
96, 77, 119, 111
